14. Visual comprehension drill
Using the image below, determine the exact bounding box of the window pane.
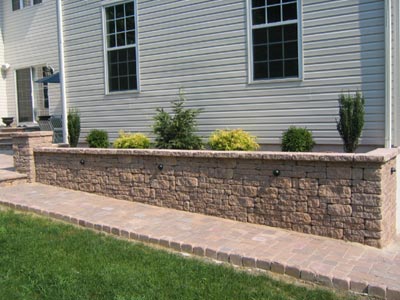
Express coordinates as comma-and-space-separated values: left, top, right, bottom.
267, 0, 280, 5
117, 33, 126, 46
283, 0, 296, 3
125, 2, 134, 16
128, 50, 136, 62
252, 8, 266, 25
110, 77, 119, 92
110, 64, 118, 77
106, 7, 115, 20
283, 24, 297, 41
119, 63, 128, 76
284, 59, 298, 77
267, 5, 281, 23
254, 63, 268, 80
252, 0, 264, 8
284, 41, 298, 59
120, 76, 129, 90
268, 26, 282, 43
128, 76, 137, 90
283, 3, 297, 21
126, 31, 135, 45
253, 45, 268, 61
107, 21, 115, 34
108, 34, 116, 48
116, 19, 125, 32
253, 28, 267, 45
128, 61, 136, 75
116, 4, 124, 18
269, 43, 283, 60
126, 17, 135, 30
33, 0, 42, 4
118, 49, 128, 62
12, 0, 20, 11
269, 61, 283, 78
23, 0, 30, 8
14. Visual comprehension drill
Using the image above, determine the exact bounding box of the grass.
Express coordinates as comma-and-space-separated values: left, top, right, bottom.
0, 209, 357, 300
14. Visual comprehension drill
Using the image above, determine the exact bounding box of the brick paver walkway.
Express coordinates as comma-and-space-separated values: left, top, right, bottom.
0, 183, 399, 299
0, 150, 26, 185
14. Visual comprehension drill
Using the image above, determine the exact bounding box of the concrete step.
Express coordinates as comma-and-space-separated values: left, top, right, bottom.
0, 170, 27, 186
0, 142, 12, 151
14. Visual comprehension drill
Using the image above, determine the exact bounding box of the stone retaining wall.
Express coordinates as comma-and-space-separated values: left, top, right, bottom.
32, 147, 399, 248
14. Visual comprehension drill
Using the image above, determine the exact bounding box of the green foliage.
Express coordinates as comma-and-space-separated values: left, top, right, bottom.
336, 91, 365, 153
0, 210, 351, 300
86, 129, 109, 148
113, 131, 151, 149
153, 90, 203, 150
67, 109, 81, 147
281, 126, 315, 152
208, 129, 259, 151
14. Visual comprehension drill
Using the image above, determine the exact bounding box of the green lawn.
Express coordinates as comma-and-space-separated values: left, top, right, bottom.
0, 209, 356, 300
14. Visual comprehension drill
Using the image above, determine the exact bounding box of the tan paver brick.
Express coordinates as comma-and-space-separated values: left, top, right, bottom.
0, 182, 399, 300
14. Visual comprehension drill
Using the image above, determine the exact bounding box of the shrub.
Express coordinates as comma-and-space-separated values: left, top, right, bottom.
153, 90, 203, 150
86, 129, 109, 148
67, 109, 80, 147
113, 131, 151, 149
208, 129, 259, 151
281, 126, 315, 152
336, 91, 365, 153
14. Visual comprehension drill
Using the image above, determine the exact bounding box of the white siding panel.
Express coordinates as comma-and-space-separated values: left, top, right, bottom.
0, 5, 7, 118
2, 0, 60, 119
63, 0, 386, 147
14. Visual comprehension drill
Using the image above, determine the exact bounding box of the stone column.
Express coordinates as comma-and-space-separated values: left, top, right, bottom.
12, 131, 54, 182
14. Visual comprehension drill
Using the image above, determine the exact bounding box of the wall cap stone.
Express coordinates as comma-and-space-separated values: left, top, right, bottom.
33, 147, 399, 163
12, 131, 53, 138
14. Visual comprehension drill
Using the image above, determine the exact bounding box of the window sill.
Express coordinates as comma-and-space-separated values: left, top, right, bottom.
105, 89, 140, 96
247, 77, 303, 85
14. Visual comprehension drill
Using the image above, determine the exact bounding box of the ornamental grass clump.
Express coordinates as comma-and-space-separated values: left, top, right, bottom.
113, 131, 150, 149
336, 91, 365, 153
281, 126, 315, 152
86, 129, 109, 148
153, 90, 203, 150
208, 129, 259, 151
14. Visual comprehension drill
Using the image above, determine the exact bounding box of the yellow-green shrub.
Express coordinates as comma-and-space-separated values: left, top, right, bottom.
113, 131, 151, 149
208, 129, 259, 151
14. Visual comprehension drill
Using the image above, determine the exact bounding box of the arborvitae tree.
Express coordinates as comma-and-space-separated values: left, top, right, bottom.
153, 90, 203, 150
67, 109, 80, 147
336, 92, 365, 153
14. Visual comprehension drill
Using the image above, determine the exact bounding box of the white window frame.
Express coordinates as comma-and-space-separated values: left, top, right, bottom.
12, 0, 42, 11
247, 0, 303, 84
102, 0, 140, 95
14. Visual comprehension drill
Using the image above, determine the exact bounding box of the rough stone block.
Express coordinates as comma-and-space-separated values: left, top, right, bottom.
242, 256, 256, 268
285, 265, 301, 278
327, 204, 352, 217
332, 277, 350, 291
229, 254, 243, 266
256, 259, 271, 271
368, 284, 387, 299
271, 261, 285, 274
350, 280, 368, 293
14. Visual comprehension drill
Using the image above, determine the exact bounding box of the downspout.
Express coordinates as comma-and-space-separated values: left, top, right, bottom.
385, 0, 392, 148
56, 0, 68, 144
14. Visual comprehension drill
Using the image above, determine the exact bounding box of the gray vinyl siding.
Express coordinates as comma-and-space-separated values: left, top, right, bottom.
1, 0, 60, 119
63, 0, 386, 148
0, 10, 6, 118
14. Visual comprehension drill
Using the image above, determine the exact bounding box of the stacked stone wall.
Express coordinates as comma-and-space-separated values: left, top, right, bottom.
32, 148, 399, 248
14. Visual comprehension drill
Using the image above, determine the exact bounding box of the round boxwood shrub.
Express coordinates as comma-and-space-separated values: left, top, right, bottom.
113, 131, 151, 149
86, 129, 109, 148
208, 129, 259, 151
281, 126, 315, 152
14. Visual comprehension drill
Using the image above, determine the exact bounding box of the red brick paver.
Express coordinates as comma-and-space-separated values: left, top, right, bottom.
0, 183, 399, 299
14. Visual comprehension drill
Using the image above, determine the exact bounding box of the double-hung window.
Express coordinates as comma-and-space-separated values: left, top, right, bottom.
12, 0, 42, 11
104, 1, 138, 93
250, 0, 301, 81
